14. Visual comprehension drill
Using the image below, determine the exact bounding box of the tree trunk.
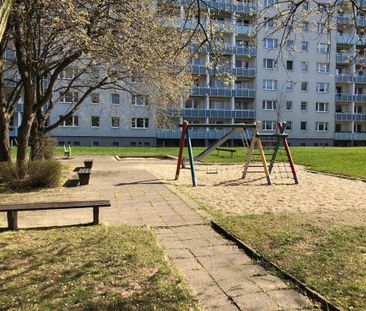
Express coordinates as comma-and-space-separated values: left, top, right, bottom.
29, 111, 47, 161
16, 115, 34, 178
0, 110, 11, 162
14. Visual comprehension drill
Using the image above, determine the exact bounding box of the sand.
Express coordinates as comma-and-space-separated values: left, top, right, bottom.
146, 160, 366, 223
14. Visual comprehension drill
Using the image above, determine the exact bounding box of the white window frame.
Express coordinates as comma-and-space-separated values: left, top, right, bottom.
300, 121, 307, 131
301, 81, 308, 91
111, 116, 120, 128
317, 43, 330, 54
59, 115, 79, 128
262, 121, 277, 131
316, 102, 329, 112
316, 122, 329, 131
317, 62, 330, 73
91, 116, 100, 128
316, 82, 329, 93
132, 95, 146, 106
285, 101, 293, 111
262, 100, 277, 110
91, 92, 100, 104
285, 121, 293, 131
264, 38, 278, 49
301, 102, 307, 111
111, 93, 120, 105
131, 118, 149, 129
263, 58, 276, 69
60, 91, 78, 104
263, 79, 277, 90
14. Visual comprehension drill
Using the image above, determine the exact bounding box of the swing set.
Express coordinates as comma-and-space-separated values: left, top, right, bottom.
175, 120, 299, 187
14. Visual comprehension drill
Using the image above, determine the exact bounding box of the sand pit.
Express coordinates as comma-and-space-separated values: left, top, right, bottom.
146, 161, 366, 220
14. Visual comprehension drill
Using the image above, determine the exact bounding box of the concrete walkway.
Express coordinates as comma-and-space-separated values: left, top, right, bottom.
1, 157, 318, 310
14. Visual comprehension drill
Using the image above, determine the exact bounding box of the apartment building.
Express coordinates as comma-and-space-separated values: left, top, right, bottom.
9, 0, 366, 147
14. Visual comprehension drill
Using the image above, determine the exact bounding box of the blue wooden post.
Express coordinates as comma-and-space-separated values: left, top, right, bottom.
186, 129, 197, 187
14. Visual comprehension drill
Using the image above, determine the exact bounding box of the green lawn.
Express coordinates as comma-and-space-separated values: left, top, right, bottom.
50, 146, 366, 179
217, 214, 366, 311
0, 225, 198, 311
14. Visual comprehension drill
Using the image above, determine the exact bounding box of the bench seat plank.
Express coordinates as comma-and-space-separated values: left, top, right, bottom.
0, 200, 110, 212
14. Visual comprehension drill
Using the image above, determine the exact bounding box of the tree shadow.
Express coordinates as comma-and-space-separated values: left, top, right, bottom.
114, 179, 164, 186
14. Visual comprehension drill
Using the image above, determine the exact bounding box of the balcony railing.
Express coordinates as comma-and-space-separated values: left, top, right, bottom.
335, 93, 354, 102
190, 65, 256, 77
337, 33, 366, 45
157, 128, 254, 140
189, 43, 256, 56
354, 94, 366, 102
182, 108, 255, 119
169, 0, 257, 14
336, 75, 353, 83
335, 113, 366, 121
335, 132, 366, 140
336, 53, 354, 63
191, 87, 256, 98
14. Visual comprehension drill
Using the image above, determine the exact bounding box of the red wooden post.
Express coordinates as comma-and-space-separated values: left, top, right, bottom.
278, 122, 299, 184
175, 121, 188, 180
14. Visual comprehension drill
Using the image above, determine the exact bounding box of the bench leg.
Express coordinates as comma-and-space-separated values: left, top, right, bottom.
93, 207, 99, 225
7, 211, 18, 230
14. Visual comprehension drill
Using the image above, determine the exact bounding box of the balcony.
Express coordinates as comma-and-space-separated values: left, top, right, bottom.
189, 43, 256, 57
336, 53, 354, 63
337, 34, 358, 45
335, 132, 366, 140
335, 93, 354, 102
335, 113, 366, 121
354, 76, 366, 84
182, 108, 255, 119
191, 87, 256, 98
169, 0, 257, 14
354, 94, 366, 102
212, 20, 252, 34
190, 65, 256, 77
157, 128, 254, 140
336, 75, 353, 83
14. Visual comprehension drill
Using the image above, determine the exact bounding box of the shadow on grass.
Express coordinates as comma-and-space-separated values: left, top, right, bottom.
0, 222, 94, 233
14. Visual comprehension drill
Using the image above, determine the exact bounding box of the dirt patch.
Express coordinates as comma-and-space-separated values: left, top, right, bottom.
146, 161, 366, 225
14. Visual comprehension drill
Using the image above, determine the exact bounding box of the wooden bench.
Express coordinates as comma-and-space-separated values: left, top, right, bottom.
78, 168, 92, 185
216, 147, 236, 158
0, 200, 111, 230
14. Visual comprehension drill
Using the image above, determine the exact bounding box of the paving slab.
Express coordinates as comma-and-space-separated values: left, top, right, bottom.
0, 156, 320, 311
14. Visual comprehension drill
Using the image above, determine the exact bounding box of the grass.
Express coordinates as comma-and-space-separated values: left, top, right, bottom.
46, 146, 366, 179
217, 213, 366, 311
0, 225, 198, 311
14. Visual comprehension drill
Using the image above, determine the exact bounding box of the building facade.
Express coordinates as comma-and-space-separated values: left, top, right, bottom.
9, 0, 366, 147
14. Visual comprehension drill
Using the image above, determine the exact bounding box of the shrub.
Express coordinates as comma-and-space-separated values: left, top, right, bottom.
0, 160, 62, 189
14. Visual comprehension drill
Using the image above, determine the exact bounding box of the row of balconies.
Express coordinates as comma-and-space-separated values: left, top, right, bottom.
191, 86, 255, 98
337, 16, 366, 27
182, 108, 255, 119
190, 43, 256, 57
168, 0, 256, 14
336, 53, 366, 64
335, 112, 366, 121
335, 132, 366, 140
170, 19, 251, 34
190, 65, 256, 77
336, 93, 366, 102
336, 75, 366, 84
337, 34, 366, 45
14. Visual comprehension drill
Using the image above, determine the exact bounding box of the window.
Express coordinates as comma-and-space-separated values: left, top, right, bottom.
264, 17, 274, 28
263, 58, 276, 69
301, 81, 308, 91
317, 62, 330, 73
209, 101, 225, 110
235, 101, 249, 110
301, 102, 307, 111
132, 95, 146, 106
112, 142, 119, 147
111, 116, 120, 128
262, 121, 277, 131
262, 100, 277, 110
60, 91, 78, 103
264, 0, 277, 7
285, 81, 294, 91
264, 38, 278, 49
285, 121, 292, 131
9, 116, 14, 128
316, 102, 329, 112
185, 99, 200, 109
263, 79, 277, 90
91, 116, 100, 128
303, 21, 309, 31
301, 61, 308, 71
286, 60, 293, 70
316, 82, 329, 93
131, 118, 149, 129
60, 67, 77, 80
301, 41, 308, 51
92, 141, 99, 147
73, 141, 80, 146
316, 122, 328, 131
91, 93, 100, 104
286, 40, 294, 50
300, 121, 307, 130
303, 1, 309, 10
111, 93, 120, 105
317, 43, 330, 54
59, 115, 79, 127
286, 101, 292, 111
